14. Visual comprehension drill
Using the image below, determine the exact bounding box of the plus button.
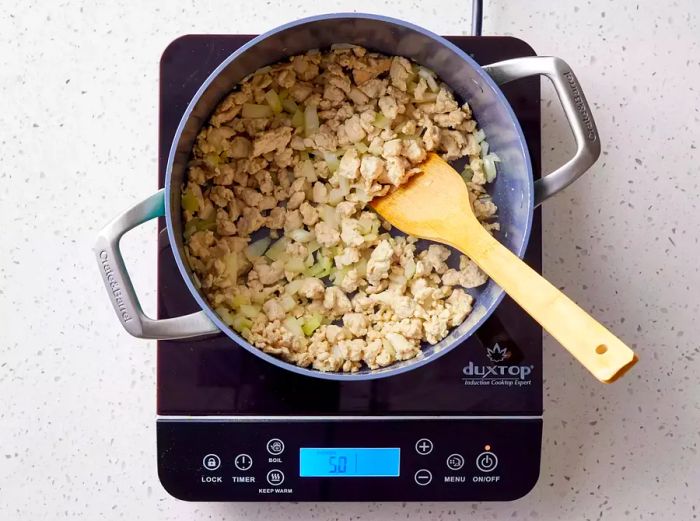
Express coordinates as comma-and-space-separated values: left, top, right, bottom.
415, 438, 433, 455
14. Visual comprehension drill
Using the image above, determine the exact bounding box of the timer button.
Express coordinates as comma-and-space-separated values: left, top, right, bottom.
234, 453, 253, 471
415, 438, 433, 455
266, 438, 285, 455
476, 451, 498, 473
414, 469, 432, 486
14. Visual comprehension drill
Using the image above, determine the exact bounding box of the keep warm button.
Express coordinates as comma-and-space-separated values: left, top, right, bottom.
476, 451, 498, 473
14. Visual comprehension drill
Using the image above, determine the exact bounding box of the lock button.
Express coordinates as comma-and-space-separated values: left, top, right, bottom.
202, 453, 221, 471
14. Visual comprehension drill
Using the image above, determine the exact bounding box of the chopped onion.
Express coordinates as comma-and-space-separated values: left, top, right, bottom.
418, 67, 439, 93
300, 159, 316, 182
474, 128, 486, 143
280, 294, 296, 312
461, 166, 474, 182
264, 90, 283, 114
289, 229, 313, 243
231, 315, 253, 333
239, 304, 261, 319
483, 156, 498, 183
242, 103, 273, 118
223, 252, 240, 279
250, 290, 267, 305
355, 258, 368, 277
480, 140, 489, 157
318, 204, 340, 228
484, 152, 501, 163
301, 313, 323, 336
265, 237, 289, 261
291, 109, 305, 129
323, 151, 340, 173
304, 105, 319, 137
282, 98, 298, 114
354, 141, 369, 154
284, 256, 306, 273
230, 294, 251, 308
373, 113, 391, 130
283, 316, 304, 338
305, 255, 332, 278
285, 279, 303, 295
307, 240, 321, 253
328, 187, 345, 205
181, 191, 199, 212
403, 258, 416, 279
245, 236, 272, 261
214, 306, 235, 326
304, 252, 315, 267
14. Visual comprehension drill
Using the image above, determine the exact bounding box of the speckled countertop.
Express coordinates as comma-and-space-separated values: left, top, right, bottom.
1, 0, 699, 519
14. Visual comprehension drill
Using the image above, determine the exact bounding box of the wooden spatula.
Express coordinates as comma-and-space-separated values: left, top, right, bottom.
371, 153, 638, 383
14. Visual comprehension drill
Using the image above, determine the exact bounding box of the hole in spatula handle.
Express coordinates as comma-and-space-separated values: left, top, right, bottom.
595, 344, 608, 355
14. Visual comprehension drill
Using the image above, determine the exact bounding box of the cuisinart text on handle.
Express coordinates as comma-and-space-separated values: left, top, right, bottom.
99, 250, 132, 322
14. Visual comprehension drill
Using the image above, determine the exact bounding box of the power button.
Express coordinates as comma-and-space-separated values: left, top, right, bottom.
476, 451, 498, 473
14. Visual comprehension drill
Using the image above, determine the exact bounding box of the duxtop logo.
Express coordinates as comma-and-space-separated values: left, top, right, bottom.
462, 343, 533, 387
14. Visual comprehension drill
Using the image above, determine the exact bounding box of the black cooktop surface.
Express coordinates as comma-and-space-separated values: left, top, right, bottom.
156, 35, 542, 418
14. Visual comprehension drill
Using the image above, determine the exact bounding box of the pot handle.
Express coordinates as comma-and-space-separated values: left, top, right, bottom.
93, 189, 219, 339
483, 56, 600, 206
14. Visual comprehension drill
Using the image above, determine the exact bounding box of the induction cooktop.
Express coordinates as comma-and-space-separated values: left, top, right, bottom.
156, 34, 542, 502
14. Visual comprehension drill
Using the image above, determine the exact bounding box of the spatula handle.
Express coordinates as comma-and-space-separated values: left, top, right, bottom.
452, 228, 637, 383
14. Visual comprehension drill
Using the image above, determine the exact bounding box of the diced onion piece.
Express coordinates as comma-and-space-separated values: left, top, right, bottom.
214, 306, 235, 326
282, 98, 298, 114
483, 156, 498, 183
280, 294, 296, 312
245, 236, 272, 261
373, 113, 391, 130
484, 152, 501, 163
265, 90, 283, 114
305, 252, 315, 267
307, 240, 321, 253
417, 92, 438, 103
305, 255, 332, 278
474, 128, 486, 143
328, 187, 345, 205
265, 237, 289, 261
304, 105, 319, 137
300, 159, 316, 182
284, 256, 306, 273
418, 67, 439, 93
285, 279, 303, 295
278, 88, 289, 100
480, 140, 490, 157
223, 252, 240, 279
299, 150, 310, 161
352, 187, 372, 203
231, 294, 251, 308
291, 109, 305, 129
239, 304, 261, 319
231, 314, 253, 333
332, 266, 349, 285
242, 103, 273, 118
323, 151, 340, 173
301, 313, 323, 336
181, 191, 199, 212
338, 174, 350, 195
354, 141, 369, 154
318, 204, 339, 228
289, 228, 313, 243
283, 316, 304, 338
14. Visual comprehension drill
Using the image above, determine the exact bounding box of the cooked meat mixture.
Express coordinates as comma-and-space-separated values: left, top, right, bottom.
181, 45, 501, 372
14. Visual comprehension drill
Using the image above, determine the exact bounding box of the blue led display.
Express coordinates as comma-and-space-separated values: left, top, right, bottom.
299, 448, 400, 477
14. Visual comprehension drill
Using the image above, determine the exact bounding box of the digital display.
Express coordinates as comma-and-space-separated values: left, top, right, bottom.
299, 448, 400, 477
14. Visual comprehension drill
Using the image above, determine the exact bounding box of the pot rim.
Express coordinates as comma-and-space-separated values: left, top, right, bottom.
164, 12, 534, 381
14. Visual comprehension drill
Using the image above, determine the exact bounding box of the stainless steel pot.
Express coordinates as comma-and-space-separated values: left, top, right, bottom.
94, 14, 599, 380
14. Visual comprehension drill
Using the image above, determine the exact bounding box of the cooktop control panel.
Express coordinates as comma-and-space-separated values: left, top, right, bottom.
157, 419, 541, 501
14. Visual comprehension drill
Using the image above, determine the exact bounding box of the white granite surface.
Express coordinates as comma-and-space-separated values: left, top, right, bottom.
1, 0, 699, 519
